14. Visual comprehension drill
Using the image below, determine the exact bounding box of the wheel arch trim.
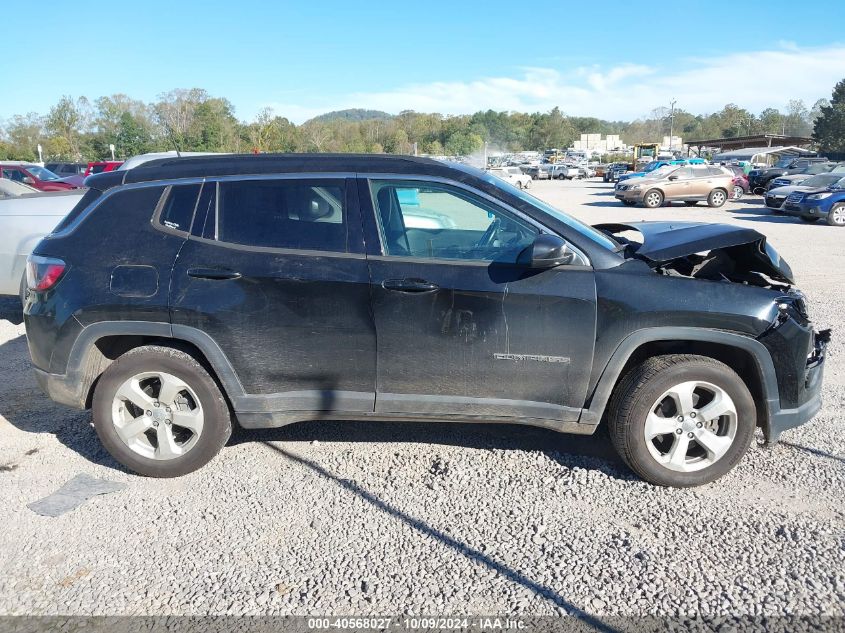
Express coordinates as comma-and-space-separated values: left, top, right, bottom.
581, 327, 779, 427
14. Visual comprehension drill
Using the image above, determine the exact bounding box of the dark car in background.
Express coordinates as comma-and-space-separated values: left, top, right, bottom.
0, 163, 78, 191
781, 177, 845, 226
24, 154, 828, 488
748, 156, 828, 194
767, 163, 845, 190
766, 173, 845, 212
45, 162, 87, 177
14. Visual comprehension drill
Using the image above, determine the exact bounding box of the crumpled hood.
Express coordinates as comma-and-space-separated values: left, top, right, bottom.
596, 221, 795, 284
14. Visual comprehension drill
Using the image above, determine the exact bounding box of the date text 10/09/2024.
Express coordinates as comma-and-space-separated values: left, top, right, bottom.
307, 617, 526, 630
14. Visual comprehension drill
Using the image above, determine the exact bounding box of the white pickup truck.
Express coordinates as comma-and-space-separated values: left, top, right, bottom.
487, 167, 532, 189
0, 183, 85, 295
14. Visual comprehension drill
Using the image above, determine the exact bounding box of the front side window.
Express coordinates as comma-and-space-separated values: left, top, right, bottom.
3, 169, 25, 182
216, 179, 347, 252
370, 180, 538, 263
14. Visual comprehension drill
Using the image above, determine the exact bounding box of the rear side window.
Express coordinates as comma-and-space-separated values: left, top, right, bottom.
215, 179, 347, 252
54, 186, 165, 235
159, 184, 201, 233
51, 188, 103, 234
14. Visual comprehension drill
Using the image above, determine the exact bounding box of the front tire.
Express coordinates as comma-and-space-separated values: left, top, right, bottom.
707, 189, 727, 208
643, 189, 664, 208
608, 355, 756, 487
92, 346, 232, 477
827, 203, 845, 227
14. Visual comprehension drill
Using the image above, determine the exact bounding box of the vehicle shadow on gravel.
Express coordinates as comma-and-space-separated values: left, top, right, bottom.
261, 440, 623, 631
234, 419, 630, 481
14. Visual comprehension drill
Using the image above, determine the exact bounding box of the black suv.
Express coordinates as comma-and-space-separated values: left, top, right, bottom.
748, 157, 828, 194
23, 154, 829, 487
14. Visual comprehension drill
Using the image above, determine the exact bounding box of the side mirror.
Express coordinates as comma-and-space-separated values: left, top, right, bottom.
520, 234, 574, 269
668, 175, 678, 181
22, 176, 35, 185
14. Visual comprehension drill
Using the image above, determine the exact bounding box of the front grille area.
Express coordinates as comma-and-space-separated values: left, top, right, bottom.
787, 192, 804, 203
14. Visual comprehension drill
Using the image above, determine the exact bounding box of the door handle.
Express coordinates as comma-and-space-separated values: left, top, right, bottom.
187, 267, 242, 280
382, 278, 439, 293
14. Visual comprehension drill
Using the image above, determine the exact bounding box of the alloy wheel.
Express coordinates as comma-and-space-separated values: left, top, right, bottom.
111, 371, 204, 460
732, 186, 743, 200
831, 206, 845, 226
645, 191, 662, 208
643, 380, 737, 473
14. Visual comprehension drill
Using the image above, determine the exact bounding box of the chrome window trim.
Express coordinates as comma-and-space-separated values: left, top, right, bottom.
362, 173, 591, 267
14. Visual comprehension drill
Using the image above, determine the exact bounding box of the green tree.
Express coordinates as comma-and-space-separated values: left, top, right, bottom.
813, 78, 845, 152
45, 96, 91, 159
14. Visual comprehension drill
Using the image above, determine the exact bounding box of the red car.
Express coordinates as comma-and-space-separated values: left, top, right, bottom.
84, 161, 123, 176
0, 162, 78, 191
723, 165, 750, 200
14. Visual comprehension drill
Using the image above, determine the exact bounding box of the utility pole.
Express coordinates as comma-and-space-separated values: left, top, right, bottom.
668, 99, 677, 152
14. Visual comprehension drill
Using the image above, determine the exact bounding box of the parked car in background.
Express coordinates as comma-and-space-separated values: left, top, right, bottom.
522, 164, 551, 180
45, 162, 87, 177
767, 163, 845, 190
0, 178, 39, 199
781, 177, 845, 226
0, 163, 79, 191
748, 156, 828, 194
615, 165, 734, 208
723, 165, 750, 200
765, 173, 845, 213
85, 161, 124, 176
548, 164, 582, 180
23, 153, 827, 487
604, 163, 631, 183
0, 188, 85, 295
488, 167, 532, 189
617, 158, 706, 184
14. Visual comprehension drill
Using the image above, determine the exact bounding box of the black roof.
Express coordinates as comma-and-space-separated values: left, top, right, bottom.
85, 153, 459, 191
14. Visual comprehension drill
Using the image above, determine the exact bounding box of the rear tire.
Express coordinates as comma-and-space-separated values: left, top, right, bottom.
92, 346, 232, 477
707, 189, 727, 208
732, 185, 744, 200
607, 354, 756, 487
643, 189, 664, 208
827, 203, 845, 227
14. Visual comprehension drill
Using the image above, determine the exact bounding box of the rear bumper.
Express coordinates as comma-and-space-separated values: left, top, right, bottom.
33, 366, 88, 409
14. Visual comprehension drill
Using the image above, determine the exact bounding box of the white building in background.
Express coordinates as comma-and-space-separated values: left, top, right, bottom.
662, 135, 683, 151
571, 133, 628, 155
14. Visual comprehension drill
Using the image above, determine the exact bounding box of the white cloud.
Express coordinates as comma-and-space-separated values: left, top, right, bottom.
259, 44, 845, 123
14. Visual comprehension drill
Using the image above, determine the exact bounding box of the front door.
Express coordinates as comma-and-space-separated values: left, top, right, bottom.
170, 176, 376, 420
359, 177, 597, 423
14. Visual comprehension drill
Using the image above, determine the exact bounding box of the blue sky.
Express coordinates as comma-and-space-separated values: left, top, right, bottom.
4, 0, 845, 123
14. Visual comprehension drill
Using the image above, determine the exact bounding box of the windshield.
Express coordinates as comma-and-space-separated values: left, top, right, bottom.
456, 164, 618, 251
643, 162, 664, 172
803, 174, 842, 188
774, 157, 794, 168
25, 165, 61, 181
832, 177, 845, 190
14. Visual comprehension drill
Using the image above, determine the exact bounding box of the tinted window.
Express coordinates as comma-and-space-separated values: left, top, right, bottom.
159, 184, 201, 232
216, 179, 347, 251
52, 187, 165, 235
370, 180, 538, 263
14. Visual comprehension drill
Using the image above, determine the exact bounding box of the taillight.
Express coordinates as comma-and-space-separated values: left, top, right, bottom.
26, 255, 66, 291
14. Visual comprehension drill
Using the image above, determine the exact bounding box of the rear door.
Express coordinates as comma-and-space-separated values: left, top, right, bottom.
359, 177, 597, 422
169, 176, 376, 419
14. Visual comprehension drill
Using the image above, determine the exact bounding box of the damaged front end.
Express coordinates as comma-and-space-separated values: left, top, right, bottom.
597, 221, 794, 290
598, 221, 830, 443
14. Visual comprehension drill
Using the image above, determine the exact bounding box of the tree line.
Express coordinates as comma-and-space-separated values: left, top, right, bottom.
1, 81, 843, 163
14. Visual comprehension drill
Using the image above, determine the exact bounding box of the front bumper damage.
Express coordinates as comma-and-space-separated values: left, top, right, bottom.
760, 321, 830, 444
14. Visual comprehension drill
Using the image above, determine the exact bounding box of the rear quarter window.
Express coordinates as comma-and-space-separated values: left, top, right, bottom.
53, 186, 165, 235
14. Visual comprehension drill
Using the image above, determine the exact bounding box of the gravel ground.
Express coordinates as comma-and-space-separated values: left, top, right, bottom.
0, 179, 843, 622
